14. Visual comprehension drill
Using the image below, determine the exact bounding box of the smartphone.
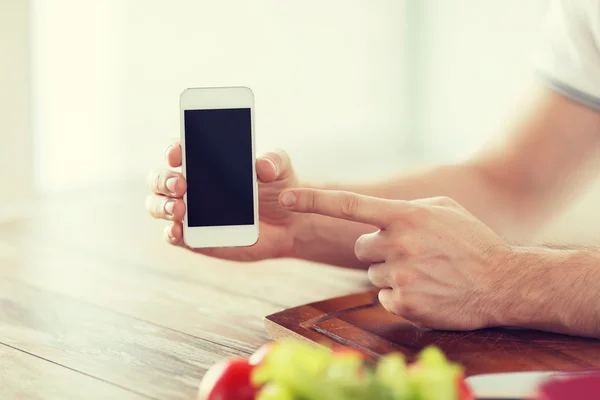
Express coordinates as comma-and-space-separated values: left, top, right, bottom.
179, 86, 259, 249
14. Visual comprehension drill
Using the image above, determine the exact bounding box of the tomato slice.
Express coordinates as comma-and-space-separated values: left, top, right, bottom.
197, 358, 258, 400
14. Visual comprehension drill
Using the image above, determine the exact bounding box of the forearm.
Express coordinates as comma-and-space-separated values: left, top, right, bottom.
493, 246, 600, 338
291, 88, 600, 269
322, 161, 527, 233
293, 161, 525, 268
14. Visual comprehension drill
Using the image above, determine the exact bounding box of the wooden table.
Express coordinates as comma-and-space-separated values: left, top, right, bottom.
0, 183, 371, 399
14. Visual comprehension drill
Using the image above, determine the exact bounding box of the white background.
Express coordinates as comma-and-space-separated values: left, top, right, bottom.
6, 0, 600, 242
30, 0, 409, 190
27, 0, 549, 190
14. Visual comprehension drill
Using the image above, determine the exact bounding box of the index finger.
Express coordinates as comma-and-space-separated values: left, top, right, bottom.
279, 188, 401, 227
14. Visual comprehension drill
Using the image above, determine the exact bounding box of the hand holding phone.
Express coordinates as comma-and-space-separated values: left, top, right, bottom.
179, 87, 259, 249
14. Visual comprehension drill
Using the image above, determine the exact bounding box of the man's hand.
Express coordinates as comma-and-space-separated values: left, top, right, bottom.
279, 189, 513, 330
146, 142, 302, 261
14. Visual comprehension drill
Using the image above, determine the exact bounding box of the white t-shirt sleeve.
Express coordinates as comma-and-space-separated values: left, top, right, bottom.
534, 0, 600, 110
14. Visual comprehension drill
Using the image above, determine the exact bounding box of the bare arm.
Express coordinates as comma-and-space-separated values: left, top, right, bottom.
496, 245, 600, 338
292, 85, 600, 268
281, 167, 600, 337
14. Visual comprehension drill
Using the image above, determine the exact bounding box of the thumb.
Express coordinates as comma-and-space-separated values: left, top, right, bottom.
256, 149, 293, 183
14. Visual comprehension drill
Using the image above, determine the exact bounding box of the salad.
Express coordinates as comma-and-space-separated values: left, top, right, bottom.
197, 339, 474, 400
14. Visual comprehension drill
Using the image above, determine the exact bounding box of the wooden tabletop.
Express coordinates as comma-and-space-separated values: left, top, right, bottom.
0, 183, 371, 399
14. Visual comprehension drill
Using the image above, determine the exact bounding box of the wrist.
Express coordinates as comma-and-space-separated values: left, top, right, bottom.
491, 246, 553, 327
491, 246, 594, 334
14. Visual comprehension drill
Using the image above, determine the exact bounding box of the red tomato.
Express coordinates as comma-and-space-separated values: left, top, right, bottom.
458, 376, 475, 400
197, 358, 258, 400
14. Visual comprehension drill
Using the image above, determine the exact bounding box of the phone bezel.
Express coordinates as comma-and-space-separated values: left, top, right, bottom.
179, 86, 259, 249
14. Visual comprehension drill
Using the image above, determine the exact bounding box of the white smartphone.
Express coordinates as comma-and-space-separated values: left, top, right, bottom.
179, 86, 259, 249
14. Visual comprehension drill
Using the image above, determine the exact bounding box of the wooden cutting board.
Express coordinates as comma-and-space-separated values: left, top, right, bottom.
264, 290, 600, 377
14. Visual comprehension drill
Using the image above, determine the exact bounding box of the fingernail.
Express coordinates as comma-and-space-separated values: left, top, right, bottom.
164, 200, 175, 216
266, 158, 278, 176
165, 177, 177, 193
280, 191, 296, 207
164, 144, 172, 159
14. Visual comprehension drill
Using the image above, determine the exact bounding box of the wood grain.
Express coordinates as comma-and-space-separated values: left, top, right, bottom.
0, 240, 278, 352
0, 186, 370, 307
0, 185, 370, 353
0, 276, 250, 399
0, 185, 369, 399
0, 343, 148, 400
265, 290, 600, 377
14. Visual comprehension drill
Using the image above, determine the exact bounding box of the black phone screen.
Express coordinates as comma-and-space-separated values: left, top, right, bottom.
183, 108, 255, 227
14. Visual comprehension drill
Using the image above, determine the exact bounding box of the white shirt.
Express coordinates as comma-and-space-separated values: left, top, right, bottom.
535, 0, 600, 110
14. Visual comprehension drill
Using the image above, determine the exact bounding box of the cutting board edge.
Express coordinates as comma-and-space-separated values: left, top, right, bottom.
263, 316, 333, 345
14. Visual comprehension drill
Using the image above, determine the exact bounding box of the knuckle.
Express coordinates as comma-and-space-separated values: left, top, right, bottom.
392, 268, 417, 288
366, 264, 377, 282
396, 297, 417, 319
379, 289, 409, 317
354, 236, 368, 261
396, 235, 427, 256
367, 262, 387, 286
154, 170, 164, 193
340, 193, 359, 218
381, 289, 427, 326
434, 196, 457, 207
155, 198, 166, 217
146, 196, 162, 218
403, 205, 431, 226
385, 297, 405, 317
388, 269, 401, 287
306, 191, 317, 211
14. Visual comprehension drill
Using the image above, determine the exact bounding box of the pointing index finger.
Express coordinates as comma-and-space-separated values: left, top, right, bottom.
279, 188, 400, 228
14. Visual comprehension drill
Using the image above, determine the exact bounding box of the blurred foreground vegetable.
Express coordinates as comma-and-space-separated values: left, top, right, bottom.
198, 339, 474, 400
197, 358, 258, 400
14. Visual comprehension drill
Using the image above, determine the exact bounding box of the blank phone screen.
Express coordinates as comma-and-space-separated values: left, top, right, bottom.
183, 108, 254, 227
